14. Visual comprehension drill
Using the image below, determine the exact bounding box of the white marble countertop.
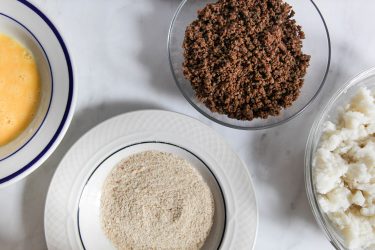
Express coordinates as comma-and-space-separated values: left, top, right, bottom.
0, 0, 374, 249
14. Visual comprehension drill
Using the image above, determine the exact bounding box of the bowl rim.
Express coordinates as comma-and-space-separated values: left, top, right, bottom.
167, 0, 331, 130
304, 67, 375, 249
0, 0, 76, 187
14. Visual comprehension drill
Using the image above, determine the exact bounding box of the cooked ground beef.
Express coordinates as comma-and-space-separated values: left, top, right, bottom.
183, 0, 310, 120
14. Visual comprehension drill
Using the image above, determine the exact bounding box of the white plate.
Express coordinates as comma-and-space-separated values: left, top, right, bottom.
79, 142, 226, 250
0, 0, 75, 186
44, 110, 258, 250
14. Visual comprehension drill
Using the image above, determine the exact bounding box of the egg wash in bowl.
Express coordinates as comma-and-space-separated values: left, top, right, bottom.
0, 0, 75, 187
0, 33, 41, 146
0, 10, 53, 162
313, 87, 375, 249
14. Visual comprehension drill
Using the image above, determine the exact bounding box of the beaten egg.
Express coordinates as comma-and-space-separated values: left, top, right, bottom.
0, 34, 40, 146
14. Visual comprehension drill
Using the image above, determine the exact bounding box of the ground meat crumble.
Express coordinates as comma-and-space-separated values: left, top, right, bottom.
183, 0, 311, 120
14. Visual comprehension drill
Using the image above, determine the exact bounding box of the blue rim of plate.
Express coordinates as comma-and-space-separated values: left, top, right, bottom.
0, 0, 74, 185
0, 12, 53, 162
77, 141, 227, 250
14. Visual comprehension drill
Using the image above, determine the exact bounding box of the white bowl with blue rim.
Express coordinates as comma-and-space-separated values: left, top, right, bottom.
0, 0, 75, 187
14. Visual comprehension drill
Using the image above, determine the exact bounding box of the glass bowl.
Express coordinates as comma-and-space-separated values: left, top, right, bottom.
168, 0, 331, 130
305, 67, 375, 250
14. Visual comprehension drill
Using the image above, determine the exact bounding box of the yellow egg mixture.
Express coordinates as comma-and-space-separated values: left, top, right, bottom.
0, 34, 40, 146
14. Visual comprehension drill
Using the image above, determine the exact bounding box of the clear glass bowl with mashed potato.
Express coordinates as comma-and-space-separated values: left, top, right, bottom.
305, 67, 375, 250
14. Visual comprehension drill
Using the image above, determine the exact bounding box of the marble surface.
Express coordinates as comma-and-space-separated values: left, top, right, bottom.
0, 0, 374, 249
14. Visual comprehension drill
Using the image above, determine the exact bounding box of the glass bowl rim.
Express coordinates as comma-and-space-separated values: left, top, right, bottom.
167, 0, 332, 130
304, 67, 375, 250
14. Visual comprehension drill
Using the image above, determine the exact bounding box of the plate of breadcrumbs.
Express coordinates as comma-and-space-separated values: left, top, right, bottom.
44, 110, 258, 250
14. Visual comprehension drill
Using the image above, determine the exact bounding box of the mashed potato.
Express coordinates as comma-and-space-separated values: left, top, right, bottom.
313, 87, 375, 249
